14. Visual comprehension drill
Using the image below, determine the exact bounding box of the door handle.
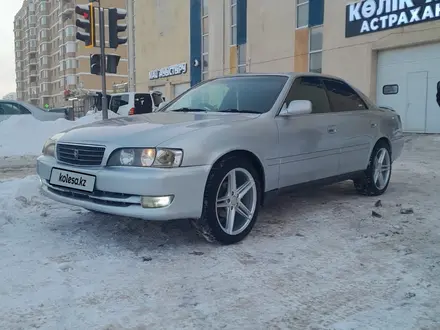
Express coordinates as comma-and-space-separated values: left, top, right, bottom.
328, 126, 337, 134
371, 123, 378, 128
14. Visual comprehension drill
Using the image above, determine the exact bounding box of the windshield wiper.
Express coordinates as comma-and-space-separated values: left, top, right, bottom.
171, 108, 207, 113
218, 109, 261, 114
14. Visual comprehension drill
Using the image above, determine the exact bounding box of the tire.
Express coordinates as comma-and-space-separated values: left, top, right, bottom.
353, 141, 392, 196
196, 155, 262, 245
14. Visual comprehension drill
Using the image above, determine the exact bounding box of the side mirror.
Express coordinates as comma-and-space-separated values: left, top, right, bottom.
279, 100, 312, 116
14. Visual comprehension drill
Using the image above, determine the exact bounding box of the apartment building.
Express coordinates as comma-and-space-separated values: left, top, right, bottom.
14, 0, 128, 108
133, 0, 440, 133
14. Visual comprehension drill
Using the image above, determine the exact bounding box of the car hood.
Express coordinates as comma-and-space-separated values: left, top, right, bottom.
58, 112, 259, 147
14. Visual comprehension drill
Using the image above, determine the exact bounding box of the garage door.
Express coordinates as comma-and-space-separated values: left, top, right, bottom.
376, 43, 440, 133
173, 83, 190, 98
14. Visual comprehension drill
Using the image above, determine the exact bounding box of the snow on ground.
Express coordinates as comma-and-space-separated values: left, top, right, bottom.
0, 111, 119, 157
1, 135, 440, 330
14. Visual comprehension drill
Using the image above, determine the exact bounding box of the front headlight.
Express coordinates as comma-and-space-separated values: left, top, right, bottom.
42, 133, 65, 157
107, 148, 183, 168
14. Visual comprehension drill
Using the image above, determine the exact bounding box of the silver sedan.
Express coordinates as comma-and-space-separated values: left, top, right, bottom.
37, 73, 404, 244
0, 100, 66, 122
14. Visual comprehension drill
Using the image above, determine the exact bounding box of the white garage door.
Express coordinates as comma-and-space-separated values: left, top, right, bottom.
376, 43, 440, 133
173, 83, 190, 98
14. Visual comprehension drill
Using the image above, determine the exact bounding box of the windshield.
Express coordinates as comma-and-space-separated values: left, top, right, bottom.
162, 75, 288, 114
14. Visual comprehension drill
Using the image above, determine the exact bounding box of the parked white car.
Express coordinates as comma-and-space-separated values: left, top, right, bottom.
0, 100, 66, 122
109, 91, 165, 116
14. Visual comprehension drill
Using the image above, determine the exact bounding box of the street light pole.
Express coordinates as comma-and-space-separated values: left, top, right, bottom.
97, 0, 108, 119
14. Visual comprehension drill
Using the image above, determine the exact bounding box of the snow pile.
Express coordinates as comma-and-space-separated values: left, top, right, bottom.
0, 111, 119, 157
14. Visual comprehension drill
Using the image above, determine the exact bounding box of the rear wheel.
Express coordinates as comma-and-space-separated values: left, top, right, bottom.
195, 156, 261, 245
354, 141, 392, 196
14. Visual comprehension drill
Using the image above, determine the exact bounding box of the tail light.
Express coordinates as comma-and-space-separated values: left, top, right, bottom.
128, 107, 135, 115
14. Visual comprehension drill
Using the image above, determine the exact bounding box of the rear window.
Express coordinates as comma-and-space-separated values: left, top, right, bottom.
135, 94, 153, 114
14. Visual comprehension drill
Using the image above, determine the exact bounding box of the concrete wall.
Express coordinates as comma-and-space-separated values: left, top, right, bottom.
247, 0, 296, 72
323, 0, 440, 100
134, 0, 190, 99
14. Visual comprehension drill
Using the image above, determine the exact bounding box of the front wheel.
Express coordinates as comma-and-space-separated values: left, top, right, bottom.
354, 141, 392, 196
196, 156, 261, 245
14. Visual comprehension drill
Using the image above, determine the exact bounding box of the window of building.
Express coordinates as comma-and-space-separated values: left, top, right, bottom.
230, 0, 246, 73
296, 0, 309, 28
284, 76, 331, 114
309, 26, 322, 73
383, 84, 399, 95
238, 44, 246, 73
66, 75, 75, 86
322, 78, 367, 112
65, 26, 75, 37
65, 41, 76, 53
201, 0, 209, 81
230, 0, 237, 45
40, 16, 47, 25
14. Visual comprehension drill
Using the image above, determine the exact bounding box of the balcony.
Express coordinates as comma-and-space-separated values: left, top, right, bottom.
61, 1, 74, 21
29, 70, 38, 77
29, 57, 37, 65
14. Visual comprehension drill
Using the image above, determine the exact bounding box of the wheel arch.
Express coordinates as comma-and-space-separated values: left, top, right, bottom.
210, 150, 266, 205
375, 136, 392, 156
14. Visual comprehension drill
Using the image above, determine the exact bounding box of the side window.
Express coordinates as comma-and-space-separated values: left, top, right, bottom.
18, 104, 31, 114
283, 76, 331, 114
120, 94, 130, 106
0, 105, 5, 115
109, 96, 121, 112
151, 93, 163, 107
2, 103, 22, 115
323, 79, 367, 112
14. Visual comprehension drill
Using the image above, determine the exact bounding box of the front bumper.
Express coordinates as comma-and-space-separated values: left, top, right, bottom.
37, 155, 211, 221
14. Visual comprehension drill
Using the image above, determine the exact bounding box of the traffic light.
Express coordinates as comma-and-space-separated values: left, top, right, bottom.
106, 55, 121, 74
90, 54, 121, 75
108, 8, 128, 49
75, 3, 96, 48
90, 54, 101, 75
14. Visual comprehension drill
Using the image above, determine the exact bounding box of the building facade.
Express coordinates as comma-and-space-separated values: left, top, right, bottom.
14, 0, 128, 108
133, 0, 440, 133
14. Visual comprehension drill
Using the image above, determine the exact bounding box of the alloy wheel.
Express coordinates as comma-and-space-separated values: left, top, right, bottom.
373, 147, 391, 190
215, 168, 257, 236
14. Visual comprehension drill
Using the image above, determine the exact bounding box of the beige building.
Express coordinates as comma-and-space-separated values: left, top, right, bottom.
14, 0, 128, 108
133, 0, 440, 132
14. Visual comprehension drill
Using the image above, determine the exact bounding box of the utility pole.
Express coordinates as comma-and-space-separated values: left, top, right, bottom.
127, 0, 136, 92
98, 0, 108, 120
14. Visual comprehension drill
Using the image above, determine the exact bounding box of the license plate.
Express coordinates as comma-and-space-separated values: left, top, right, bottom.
49, 168, 96, 192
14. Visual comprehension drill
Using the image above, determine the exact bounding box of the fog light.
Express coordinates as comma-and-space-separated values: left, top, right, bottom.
141, 195, 174, 208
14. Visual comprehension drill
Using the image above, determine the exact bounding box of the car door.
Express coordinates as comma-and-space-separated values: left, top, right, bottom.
275, 76, 341, 187
322, 78, 374, 174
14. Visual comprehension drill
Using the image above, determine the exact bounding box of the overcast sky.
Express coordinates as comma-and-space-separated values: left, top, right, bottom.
0, 2, 23, 98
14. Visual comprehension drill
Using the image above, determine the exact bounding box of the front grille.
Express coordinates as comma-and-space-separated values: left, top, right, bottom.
57, 143, 105, 166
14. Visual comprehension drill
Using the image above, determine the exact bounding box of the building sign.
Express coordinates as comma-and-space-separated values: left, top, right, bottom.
149, 63, 187, 80
345, 0, 440, 38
